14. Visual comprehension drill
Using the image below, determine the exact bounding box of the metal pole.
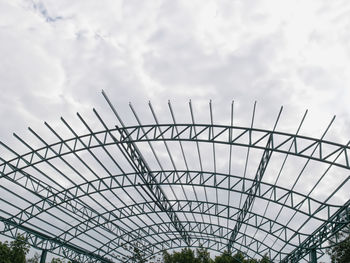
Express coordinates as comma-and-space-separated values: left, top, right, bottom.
40, 250, 47, 263
310, 248, 317, 263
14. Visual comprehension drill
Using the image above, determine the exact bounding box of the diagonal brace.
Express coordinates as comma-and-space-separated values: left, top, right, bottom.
228, 137, 273, 252
102, 90, 191, 246
116, 127, 191, 245
0, 216, 113, 263
281, 199, 350, 263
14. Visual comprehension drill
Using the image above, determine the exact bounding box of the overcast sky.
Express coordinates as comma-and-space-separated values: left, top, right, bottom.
1, 0, 350, 141
1, 0, 350, 261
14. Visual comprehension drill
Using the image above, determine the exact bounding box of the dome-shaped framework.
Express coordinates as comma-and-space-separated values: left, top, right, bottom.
0, 91, 349, 263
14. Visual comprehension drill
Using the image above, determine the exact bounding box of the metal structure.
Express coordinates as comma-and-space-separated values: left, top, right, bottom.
0, 91, 349, 263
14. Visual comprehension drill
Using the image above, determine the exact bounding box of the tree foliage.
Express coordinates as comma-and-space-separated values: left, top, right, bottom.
196, 246, 212, 263
50, 258, 69, 263
131, 246, 146, 263
26, 252, 72, 263
162, 248, 199, 263
0, 236, 279, 263
161, 248, 271, 263
327, 221, 350, 263
213, 251, 270, 263
0, 234, 30, 263
26, 252, 40, 263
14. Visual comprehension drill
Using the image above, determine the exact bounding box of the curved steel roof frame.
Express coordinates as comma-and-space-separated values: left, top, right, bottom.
0, 91, 349, 263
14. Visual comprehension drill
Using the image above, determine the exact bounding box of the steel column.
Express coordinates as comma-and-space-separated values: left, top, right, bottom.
0, 94, 349, 262
40, 250, 47, 263
310, 248, 317, 263
281, 199, 350, 262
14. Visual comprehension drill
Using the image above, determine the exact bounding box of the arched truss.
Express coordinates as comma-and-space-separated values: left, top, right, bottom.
0, 91, 349, 263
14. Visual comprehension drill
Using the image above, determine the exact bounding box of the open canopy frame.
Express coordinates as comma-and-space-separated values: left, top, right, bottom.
0, 91, 349, 263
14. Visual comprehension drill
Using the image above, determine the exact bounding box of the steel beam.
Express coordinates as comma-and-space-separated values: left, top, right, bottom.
0, 97, 349, 262
2, 124, 350, 178
103, 90, 191, 246
227, 137, 273, 252
7, 170, 339, 225
99, 219, 287, 260
91, 199, 305, 259
0, 216, 113, 263
0, 158, 150, 259
281, 199, 350, 262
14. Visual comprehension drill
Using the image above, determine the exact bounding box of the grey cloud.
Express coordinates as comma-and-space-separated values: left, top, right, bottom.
1, 1, 350, 262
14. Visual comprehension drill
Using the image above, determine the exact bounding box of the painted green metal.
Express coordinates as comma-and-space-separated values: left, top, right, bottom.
2, 124, 350, 175
310, 248, 317, 263
102, 91, 191, 246
280, 199, 350, 263
0, 215, 113, 263
40, 250, 47, 263
228, 136, 273, 252
0, 91, 349, 262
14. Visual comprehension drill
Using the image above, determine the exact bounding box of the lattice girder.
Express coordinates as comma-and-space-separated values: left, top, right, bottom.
1, 94, 349, 262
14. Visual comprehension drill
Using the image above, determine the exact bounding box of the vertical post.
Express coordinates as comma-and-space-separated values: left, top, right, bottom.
40, 250, 47, 263
310, 248, 317, 263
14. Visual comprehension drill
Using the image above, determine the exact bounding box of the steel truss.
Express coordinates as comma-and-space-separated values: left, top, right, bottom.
0, 92, 349, 262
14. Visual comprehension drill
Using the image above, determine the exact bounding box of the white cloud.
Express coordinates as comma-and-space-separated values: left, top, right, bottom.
0, 0, 350, 261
